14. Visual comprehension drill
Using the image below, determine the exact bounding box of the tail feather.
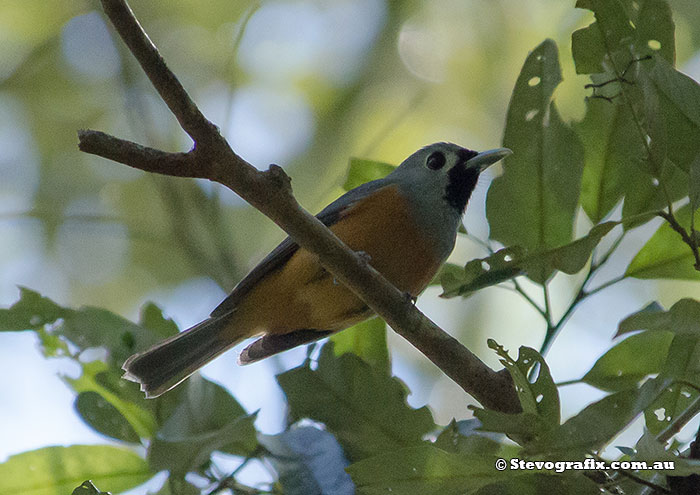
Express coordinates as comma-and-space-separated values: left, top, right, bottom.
122, 317, 240, 398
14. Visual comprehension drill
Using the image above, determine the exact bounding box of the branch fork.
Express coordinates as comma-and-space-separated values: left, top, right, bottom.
80, 0, 521, 414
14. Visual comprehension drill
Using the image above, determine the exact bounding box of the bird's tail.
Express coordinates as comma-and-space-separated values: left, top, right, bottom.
122, 316, 241, 398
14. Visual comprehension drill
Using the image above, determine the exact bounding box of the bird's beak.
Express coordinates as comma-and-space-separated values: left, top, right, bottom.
469, 148, 512, 172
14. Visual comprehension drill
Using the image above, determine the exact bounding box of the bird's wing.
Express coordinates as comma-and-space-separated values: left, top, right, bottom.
210, 178, 389, 318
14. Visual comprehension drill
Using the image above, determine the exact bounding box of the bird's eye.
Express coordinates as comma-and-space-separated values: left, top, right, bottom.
426, 151, 446, 170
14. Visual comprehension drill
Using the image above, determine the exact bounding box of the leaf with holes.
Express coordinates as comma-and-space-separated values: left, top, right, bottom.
487, 40, 584, 283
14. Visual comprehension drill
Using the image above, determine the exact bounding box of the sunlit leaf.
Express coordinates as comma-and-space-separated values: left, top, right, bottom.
331, 317, 388, 374
343, 158, 395, 191
626, 204, 700, 279
0, 445, 151, 495
66, 361, 157, 439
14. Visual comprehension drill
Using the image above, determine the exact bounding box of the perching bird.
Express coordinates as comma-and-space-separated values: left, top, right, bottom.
122, 142, 511, 397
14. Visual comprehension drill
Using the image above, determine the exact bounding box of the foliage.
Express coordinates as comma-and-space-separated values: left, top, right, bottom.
3, 0, 700, 494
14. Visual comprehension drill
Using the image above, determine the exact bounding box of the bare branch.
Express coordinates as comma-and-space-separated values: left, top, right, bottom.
82, 0, 521, 413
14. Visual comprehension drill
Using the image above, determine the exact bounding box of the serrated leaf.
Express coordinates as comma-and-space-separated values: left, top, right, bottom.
259, 426, 354, 495
57, 306, 160, 366
487, 40, 584, 283
331, 317, 388, 374
0, 287, 70, 331
74, 391, 140, 443
489, 342, 560, 426
343, 158, 395, 191
526, 377, 669, 455
277, 344, 435, 460
148, 376, 257, 475
0, 445, 151, 495
582, 330, 673, 391
626, 204, 700, 279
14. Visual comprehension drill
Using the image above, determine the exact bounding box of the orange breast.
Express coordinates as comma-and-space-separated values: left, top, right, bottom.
234, 185, 442, 335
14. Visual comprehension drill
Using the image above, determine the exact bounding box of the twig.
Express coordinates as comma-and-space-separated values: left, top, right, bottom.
82, 0, 521, 413
657, 210, 700, 271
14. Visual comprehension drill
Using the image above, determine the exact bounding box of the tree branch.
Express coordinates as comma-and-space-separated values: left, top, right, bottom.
83, 0, 520, 413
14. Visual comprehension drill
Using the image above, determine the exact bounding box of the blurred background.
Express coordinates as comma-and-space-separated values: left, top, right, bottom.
2, 0, 700, 481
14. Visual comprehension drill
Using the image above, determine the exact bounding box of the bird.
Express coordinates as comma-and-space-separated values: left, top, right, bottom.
122, 142, 511, 397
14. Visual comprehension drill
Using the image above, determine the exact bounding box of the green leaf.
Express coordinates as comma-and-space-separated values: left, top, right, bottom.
618, 299, 700, 337
74, 391, 140, 443
486, 40, 584, 282
442, 223, 616, 293
475, 473, 601, 495
648, 56, 700, 172
277, 344, 435, 460
148, 375, 257, 475
633, 0, 675, 65
330, 317, 388, 374
572, 0, 672, 74
65, 361, 157, 439
571, 0, 634, 74
644, 330, 700, 433
634, 431, 700, 476
0, 445, 151, 495
433, 420, 511, 456
470, 409, 549, 442
0, 287, 70, 331
343, 158, 395, 191
439, 248, 524, 298
582, 330, 673, 391
138, 302, 179, 339
574, 98, 645, 223
57, 306, 160, 366
347, 446, 503, 495
626, 204, 700, 279
527, 377, 668, 455
690, 153, 700, 212
489, 341, 560, 426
